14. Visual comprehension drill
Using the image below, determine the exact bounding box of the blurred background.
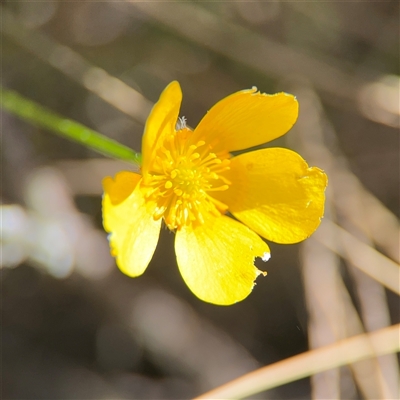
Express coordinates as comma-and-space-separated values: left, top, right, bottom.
1, 1, 399, 399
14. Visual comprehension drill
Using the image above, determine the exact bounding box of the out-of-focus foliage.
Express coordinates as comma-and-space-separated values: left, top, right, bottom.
2, 2, 399, 399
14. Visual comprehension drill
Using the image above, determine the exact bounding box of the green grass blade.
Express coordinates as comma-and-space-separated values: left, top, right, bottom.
1, 87, 142, 165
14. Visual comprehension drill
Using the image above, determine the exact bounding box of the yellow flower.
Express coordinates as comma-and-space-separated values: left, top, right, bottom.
102, 81, 327, 305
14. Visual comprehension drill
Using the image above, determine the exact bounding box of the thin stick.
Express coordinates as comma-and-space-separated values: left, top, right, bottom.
317, 220, 400, 295
194, 324, 400, 400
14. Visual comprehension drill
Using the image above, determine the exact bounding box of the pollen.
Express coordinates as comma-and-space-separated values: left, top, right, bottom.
142, 125, 231, 230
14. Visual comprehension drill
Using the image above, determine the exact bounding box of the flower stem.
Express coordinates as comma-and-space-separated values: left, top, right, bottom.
1, 87, 142, 165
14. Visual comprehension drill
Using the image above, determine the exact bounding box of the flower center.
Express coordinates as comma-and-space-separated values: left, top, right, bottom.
142, 127, 231, 230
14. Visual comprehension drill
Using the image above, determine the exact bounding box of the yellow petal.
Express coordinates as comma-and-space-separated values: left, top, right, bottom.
193, 88, 298, 152
175, 216, 269, 305
102, 171, 141, 206
142, 81, 182, 173
215, 148, 327, 244
102, 174, 162, 277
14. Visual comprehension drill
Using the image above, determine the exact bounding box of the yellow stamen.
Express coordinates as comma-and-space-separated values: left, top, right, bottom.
142, 127, 230, 230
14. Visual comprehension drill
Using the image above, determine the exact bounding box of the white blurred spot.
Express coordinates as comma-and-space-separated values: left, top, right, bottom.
25, 167, 75, 217
358, 75, 400, 128
1, 166, 113, 280
1, 205, 28, 240
28, 218, 74, 279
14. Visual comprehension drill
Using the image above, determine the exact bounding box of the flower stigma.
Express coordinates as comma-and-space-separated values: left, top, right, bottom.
142, 121, 231, 230
176, 116, 187, 130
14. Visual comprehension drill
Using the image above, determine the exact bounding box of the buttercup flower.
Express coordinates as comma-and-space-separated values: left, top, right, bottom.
102, 81, 327, 305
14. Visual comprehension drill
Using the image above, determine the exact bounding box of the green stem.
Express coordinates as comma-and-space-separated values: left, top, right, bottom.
1, 87, 142, 165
